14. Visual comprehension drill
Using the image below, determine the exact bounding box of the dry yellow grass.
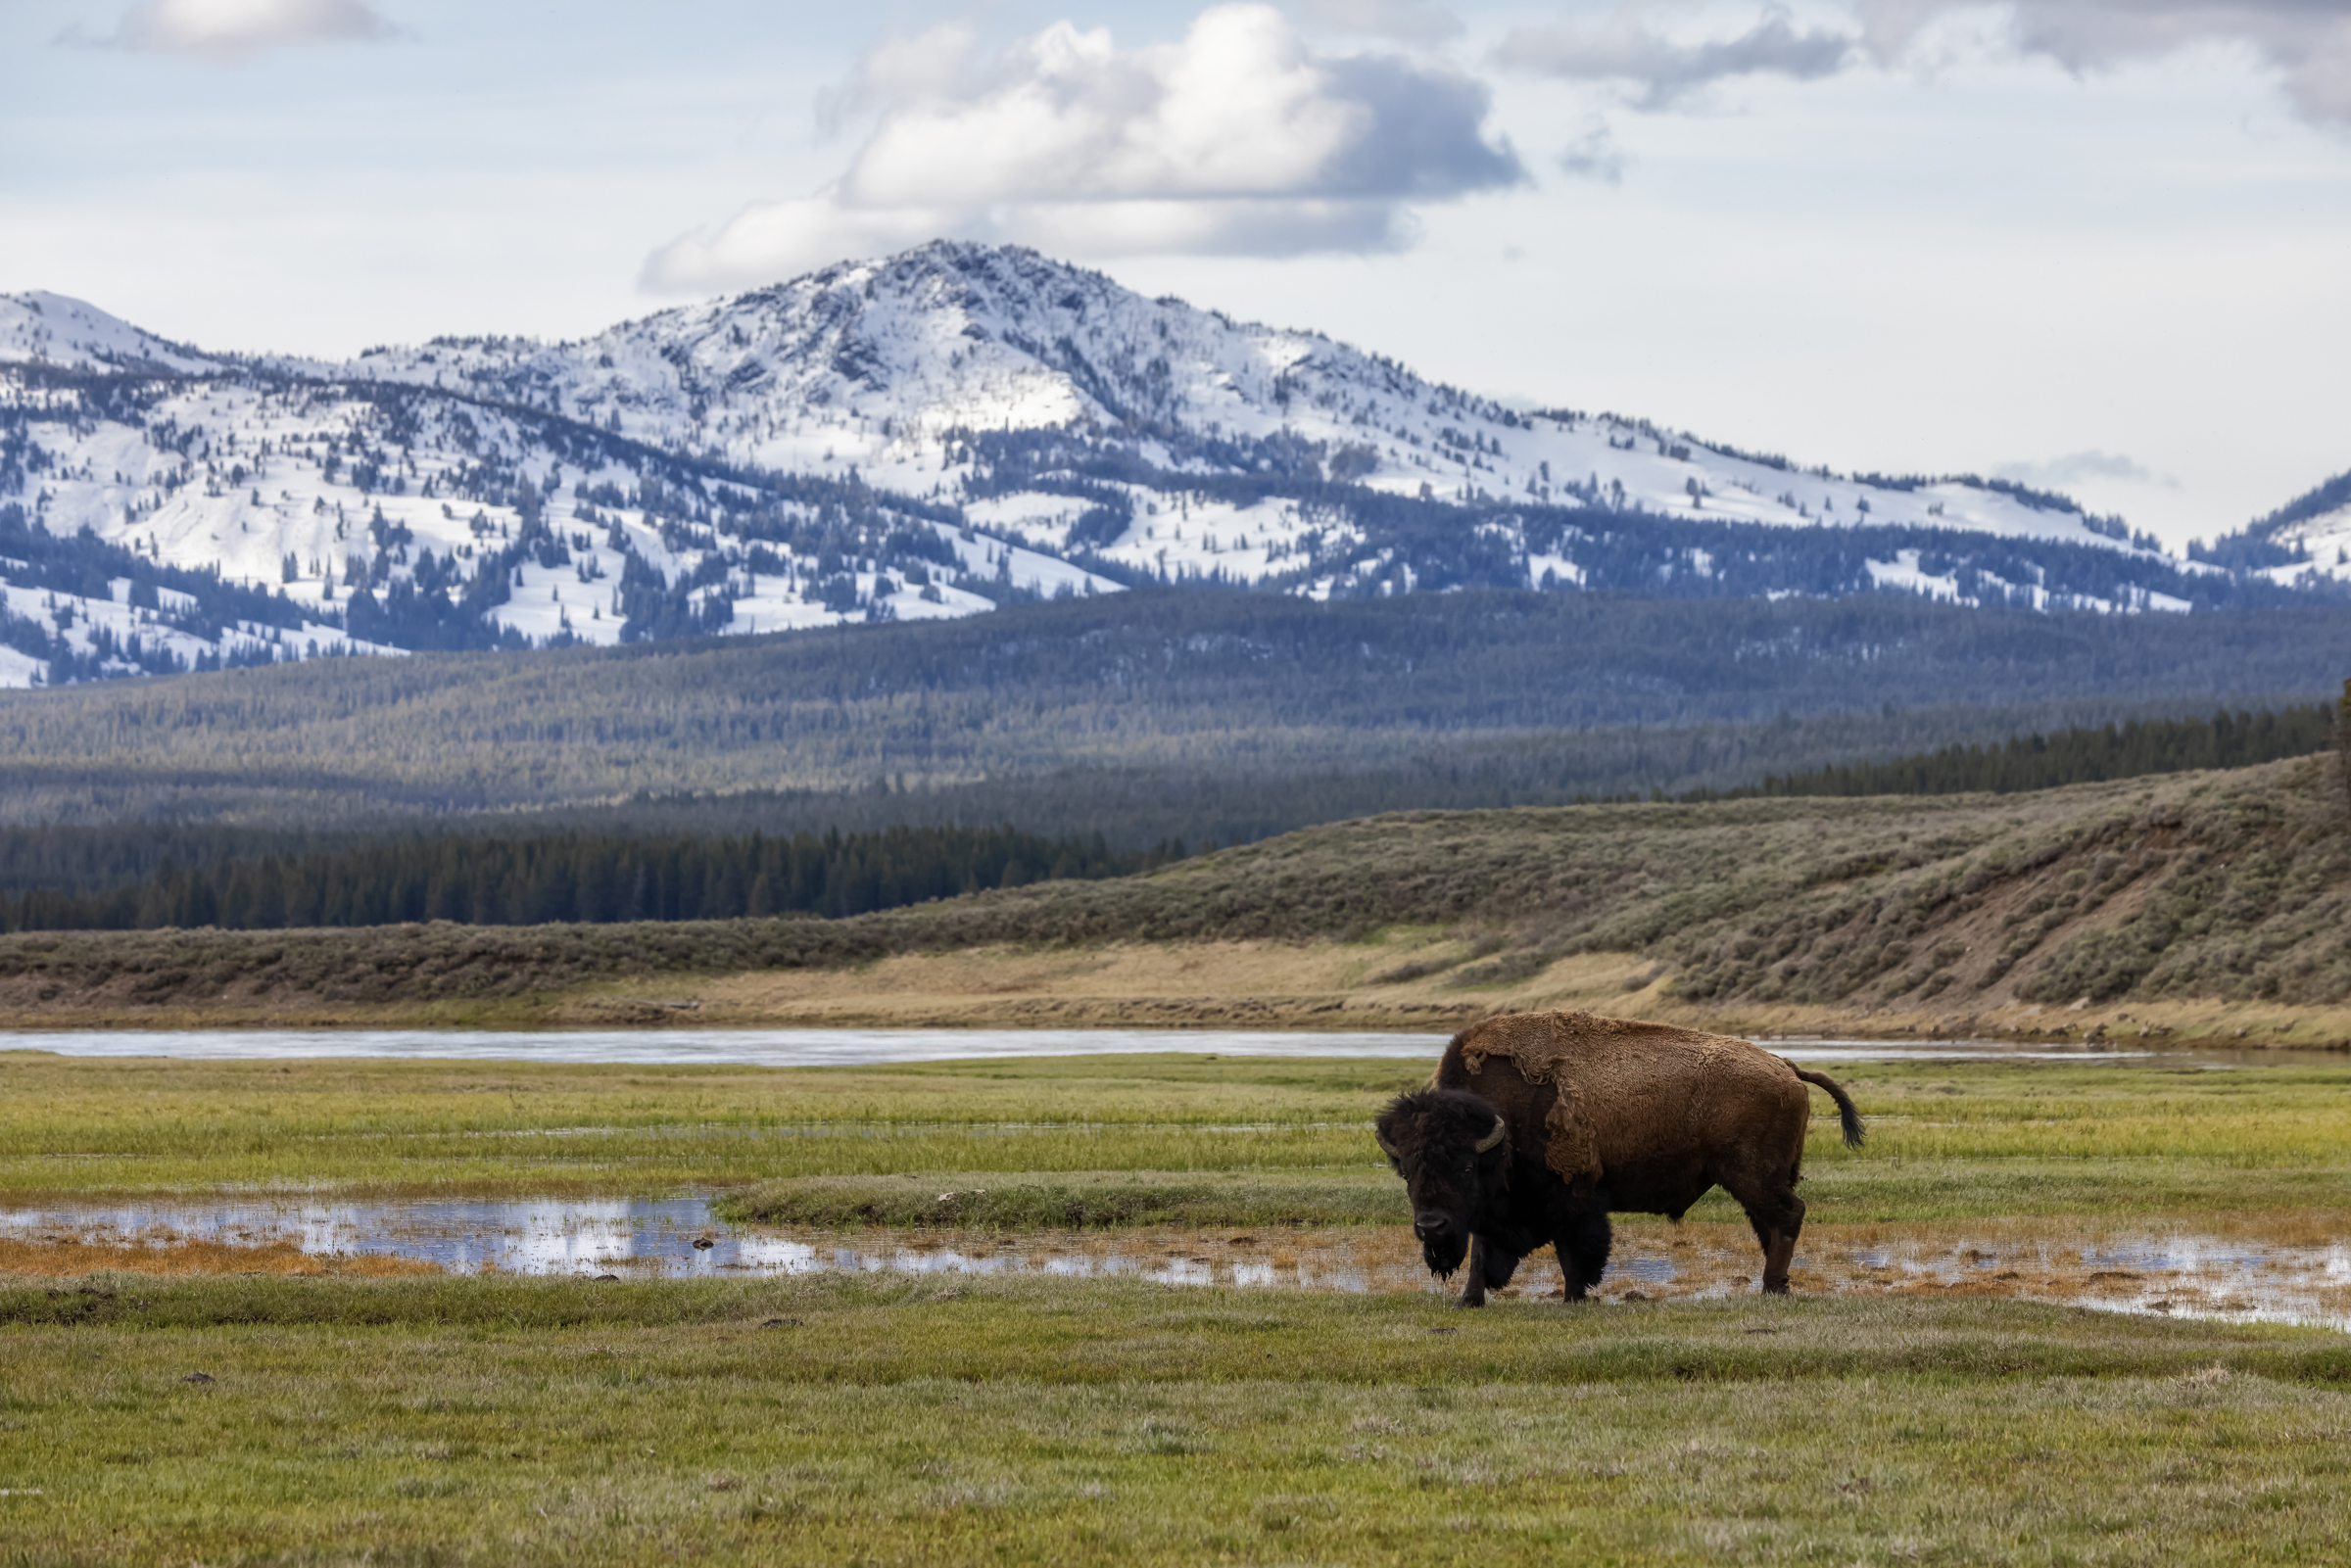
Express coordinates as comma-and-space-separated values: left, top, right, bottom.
648, 935, 1655, 1029
591, 938, 2351, 1047
0, 1234, 441, 1279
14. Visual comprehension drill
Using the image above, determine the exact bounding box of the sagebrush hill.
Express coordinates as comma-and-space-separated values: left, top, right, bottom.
7, 752, 2346, 1041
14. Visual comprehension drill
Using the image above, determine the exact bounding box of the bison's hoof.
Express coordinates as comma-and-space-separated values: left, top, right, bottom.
1454, 1297, 1485, 1309
1760, 1281, 1791, 1296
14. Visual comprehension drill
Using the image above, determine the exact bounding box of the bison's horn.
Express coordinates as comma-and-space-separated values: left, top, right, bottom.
1375, 1130, 1403, 1161
1473, 1117, 1508, 1153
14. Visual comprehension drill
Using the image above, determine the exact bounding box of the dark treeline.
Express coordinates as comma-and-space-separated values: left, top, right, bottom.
0, 703, 2332, 935
0, 824, 333, 900
0, 823, 1184, 934
1687, 704, 2334, 802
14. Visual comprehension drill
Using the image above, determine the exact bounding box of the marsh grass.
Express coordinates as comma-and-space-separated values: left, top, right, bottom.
5, 1052, 2349, 1226
3, 1274, 2349, 1565
724, 1167, 1406, 1230
7, 1051, 2351, 1563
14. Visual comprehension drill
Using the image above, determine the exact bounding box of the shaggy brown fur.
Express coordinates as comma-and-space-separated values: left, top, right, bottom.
1378, 1009, 1864, 1301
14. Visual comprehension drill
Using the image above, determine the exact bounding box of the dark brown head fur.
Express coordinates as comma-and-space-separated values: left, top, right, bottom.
1374, 1088, 1511, 1279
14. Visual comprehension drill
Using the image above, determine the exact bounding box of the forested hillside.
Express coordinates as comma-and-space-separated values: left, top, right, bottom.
4, 590, 2347, 837
5, 754, 2346, 1031
1703, 703, 2337, 802
0, 696, 2331, 927
0, 824, 1176, 933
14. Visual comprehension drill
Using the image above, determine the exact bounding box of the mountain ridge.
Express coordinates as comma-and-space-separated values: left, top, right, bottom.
1, 241, 2337, 689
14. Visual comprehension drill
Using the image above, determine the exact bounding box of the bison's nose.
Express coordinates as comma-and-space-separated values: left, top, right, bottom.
1413, 1213, 1452, 1244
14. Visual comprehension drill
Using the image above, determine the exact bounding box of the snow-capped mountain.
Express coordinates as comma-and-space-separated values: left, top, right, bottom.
0, 243, 2322, 688
2193, 468, 2351, 589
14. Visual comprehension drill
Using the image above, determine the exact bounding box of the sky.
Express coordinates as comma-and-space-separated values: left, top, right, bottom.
2, 0, 2347, 549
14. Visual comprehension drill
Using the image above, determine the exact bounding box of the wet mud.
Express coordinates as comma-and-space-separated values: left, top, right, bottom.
0, 1198, 2343, 1329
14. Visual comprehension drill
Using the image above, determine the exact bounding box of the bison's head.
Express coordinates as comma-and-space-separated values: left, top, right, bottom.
1373, 1088, 1511, 1280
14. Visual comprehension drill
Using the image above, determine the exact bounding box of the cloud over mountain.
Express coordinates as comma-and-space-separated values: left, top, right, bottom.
644, 4, 1521, 292
1881, 0, 2351, 127
1498, 6, 1856, 110
1495, 2, 2351, 127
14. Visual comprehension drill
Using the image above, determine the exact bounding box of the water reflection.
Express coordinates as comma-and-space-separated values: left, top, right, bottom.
3, 1197, 2344, 1331
0, 1197, 1411, 1293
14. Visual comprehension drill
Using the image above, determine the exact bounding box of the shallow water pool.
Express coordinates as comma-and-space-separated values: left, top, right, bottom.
5, 1196, 2344, 1331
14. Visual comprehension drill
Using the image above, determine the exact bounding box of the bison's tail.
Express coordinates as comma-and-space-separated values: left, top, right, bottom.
1788, 1063, 1866, 1149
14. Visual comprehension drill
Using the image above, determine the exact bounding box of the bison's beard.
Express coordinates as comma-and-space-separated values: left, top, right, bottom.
1419, 1228, 1468, 1280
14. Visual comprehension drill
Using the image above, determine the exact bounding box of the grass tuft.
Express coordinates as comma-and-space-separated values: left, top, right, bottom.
723, 1168, 1404, 1230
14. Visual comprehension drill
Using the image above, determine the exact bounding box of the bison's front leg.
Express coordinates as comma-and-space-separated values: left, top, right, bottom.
1556, 1205, 1613, 1301
1457, 1234, 1503, 1307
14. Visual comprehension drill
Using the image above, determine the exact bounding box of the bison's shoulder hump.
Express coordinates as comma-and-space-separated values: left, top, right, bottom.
1449, 1009, 1755, 1087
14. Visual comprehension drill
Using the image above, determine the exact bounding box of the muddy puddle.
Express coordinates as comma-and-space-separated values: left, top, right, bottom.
2, 1198, 2343, 1329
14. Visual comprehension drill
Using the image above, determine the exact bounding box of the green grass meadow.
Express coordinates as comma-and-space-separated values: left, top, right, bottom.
3, 1046, 2349, 1563
5, 1277, 2350, 1566
4, 1048, 2349, 1224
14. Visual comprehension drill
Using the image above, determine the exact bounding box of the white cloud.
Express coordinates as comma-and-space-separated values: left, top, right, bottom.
1994, 451, 2180, 490
1970, 1, 2351, 127
69, 0, 397, 62
1498, 3, 2351, 128
1498, 6, 1857, 110
644, 4, 1520, 293
1558, 119, 1629, 183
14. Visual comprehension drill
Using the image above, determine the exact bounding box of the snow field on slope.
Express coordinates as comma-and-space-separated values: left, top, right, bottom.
0, 368, 1092, 668
965, 485, 1352, 588
0, 575, 384, 689
0, 292, 219, 376
0, 244, 2247, 687
2260, 504, 2351, 586
1862, 548, 2190, 615
331, 248, 2166, 566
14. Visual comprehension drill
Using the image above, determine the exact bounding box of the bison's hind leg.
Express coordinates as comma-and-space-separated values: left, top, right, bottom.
1555, 1207, 1612, 1302
1732, 1187, 1805, 1294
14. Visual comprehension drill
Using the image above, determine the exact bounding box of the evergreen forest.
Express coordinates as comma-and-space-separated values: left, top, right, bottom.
0, 824, 1176, 934
0, 700, 2333, 934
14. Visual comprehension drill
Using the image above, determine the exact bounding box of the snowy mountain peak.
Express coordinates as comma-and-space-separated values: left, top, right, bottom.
0, 291, 221, 376
0, 243, 2336, 689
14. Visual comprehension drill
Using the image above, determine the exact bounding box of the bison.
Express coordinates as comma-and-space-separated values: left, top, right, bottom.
1373, 1010, 1864, 1304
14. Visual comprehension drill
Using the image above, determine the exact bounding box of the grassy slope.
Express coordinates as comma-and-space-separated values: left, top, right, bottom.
4, 753, 2349, 1036
4, 1277, 2349, 1566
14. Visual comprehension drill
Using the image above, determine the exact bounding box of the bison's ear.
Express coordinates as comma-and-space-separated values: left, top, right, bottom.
1472, 1117, 1507, 1154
